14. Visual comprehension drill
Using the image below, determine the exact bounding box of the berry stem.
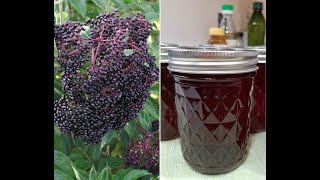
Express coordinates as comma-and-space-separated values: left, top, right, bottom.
136, 125, 159, 145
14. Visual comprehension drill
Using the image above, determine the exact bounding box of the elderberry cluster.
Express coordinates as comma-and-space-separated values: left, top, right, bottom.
124, 122, 159, 174
54, 11, 158, 144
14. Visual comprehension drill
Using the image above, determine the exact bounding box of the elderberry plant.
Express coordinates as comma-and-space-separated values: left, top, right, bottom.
124, 121, 159, 174
54, 10, 158, 144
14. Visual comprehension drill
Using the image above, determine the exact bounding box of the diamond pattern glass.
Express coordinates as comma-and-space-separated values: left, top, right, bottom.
161, 63, 179, 140
173, 72, 255, 174
250, 63, 266, 132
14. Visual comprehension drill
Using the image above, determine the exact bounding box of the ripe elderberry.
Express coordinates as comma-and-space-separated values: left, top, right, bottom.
54, 11, 159, 144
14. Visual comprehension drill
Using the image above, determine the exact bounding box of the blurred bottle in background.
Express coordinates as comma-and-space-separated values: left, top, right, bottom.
219, 4, 237, 46
207, 28, 227, 45
248, 2, 265, 46
236, 32, 245, 47
218, 13, 223, 27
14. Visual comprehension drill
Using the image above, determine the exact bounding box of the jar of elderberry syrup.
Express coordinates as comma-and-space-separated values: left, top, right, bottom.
248, 47, 266, 133
160, 43, 179, 141
168, 48, 258, 174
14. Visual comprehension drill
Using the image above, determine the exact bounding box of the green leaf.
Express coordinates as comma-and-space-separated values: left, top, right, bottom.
68, 0, 86, 17
105, 156, 124, 169
122, 169, 151, 180
73, 159, 93, 170
113, 169, 129, 180
54, 169, 74, 180
72, 163, 89, 180
100, 130, 116, 149
136, 3, 151, 13
54, 87, 63, 96
145, 12, 159, 22
54, 132, 64, 153
69, 151, 84, 161
151, 3, 159, 13
90, 0, 106, 11
110, 0, 127, 10
138, 109, 150, 131
54, 150, 75, 178
145, 99, 159, 119
87, 144, 102, 161
86, 1, 103, 18
96, 168, 112, 180
89, 166, 97, 180
54, 124, 61, 135
149, 82, 159, 96
124, 121, 136, 138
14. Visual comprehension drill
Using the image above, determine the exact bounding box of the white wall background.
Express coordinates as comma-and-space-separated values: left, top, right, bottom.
160, 0, 266, 46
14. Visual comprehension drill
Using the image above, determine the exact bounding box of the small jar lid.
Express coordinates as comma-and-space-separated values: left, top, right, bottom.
209, 28, 225, 36
161, 43, 179, 63
168, 48, 258, 74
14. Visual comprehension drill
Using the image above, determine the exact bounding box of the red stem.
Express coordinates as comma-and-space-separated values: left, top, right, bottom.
136, 125, 159, 144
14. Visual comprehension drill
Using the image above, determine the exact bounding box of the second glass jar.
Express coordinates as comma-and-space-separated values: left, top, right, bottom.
160, 44, 179, 140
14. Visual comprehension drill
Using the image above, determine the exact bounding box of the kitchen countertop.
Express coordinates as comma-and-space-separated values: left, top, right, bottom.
160, 132, 266, 180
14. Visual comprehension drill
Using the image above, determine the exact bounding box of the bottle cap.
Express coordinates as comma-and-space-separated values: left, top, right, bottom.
222, 4, 233, 11
209, 28, 225, 36
253, 2, 263, 10
222, 4, 234, 14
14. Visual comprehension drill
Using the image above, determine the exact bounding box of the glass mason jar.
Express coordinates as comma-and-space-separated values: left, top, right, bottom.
248, 47, 266, 133
168, 48, 258, 174
160, 43, 179, 141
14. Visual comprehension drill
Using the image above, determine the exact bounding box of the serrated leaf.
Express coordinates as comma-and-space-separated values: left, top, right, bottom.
96, 168, 112, 180
111, 0, 127, 10
100, 130, 116, 149
89, 166, 97, 180
54, 150, 75, 178
145, 12, 159, 22
54, 169, 74, 180
72, 164, 88, 180
122, 169, 151, 180
68, 0, 86, 17
73, 159, 93, 170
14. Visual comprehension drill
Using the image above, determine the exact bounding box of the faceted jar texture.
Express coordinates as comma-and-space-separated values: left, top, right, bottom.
172, 72, 256, 174
161, 63, 179, 140
250, 63, 265, 132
